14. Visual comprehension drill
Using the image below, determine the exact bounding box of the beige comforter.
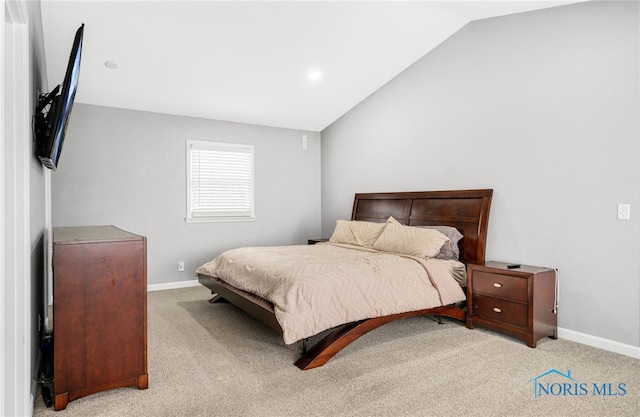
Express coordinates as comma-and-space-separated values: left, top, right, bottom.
196, 243, 466, 345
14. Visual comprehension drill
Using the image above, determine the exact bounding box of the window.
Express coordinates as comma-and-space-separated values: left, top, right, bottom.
186, 140, 254, 222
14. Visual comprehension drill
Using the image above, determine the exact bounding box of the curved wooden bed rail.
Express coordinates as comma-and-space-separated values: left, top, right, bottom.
198, 189, 493, 370
294, 305, 465, 370
199, 273, 466, 370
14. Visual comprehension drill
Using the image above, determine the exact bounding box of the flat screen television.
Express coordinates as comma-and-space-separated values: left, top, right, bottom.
35, 24, 84, 170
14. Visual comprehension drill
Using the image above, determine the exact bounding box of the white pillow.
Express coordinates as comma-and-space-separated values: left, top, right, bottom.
329, 220, 386, 247
372, 220, 450, 258
349, 220, 386, 247
329, 220, 358, 245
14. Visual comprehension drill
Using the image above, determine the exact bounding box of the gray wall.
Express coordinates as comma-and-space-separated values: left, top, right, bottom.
52, 104, 321, 286
321, 2, 640, 347
27, 0, 48, 410
4, 0, 48, 414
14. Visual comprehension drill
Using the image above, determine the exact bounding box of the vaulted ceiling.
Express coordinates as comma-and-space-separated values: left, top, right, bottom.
41, 1, 584, 131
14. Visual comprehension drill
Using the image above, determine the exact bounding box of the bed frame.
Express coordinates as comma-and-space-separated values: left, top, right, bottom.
198, 189, 493, 369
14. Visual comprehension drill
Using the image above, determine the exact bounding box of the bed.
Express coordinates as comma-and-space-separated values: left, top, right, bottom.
197, 189, 493, 369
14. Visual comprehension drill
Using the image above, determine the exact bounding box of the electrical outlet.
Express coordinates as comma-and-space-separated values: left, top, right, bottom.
617, 203, 630, 220
177, 261, 185, 272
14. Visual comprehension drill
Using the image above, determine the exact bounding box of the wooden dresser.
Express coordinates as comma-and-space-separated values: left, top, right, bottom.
52, 226, 148, 410
466, 261, 557, 348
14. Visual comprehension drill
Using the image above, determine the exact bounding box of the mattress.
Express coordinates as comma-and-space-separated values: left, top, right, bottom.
196, 243, 466, 344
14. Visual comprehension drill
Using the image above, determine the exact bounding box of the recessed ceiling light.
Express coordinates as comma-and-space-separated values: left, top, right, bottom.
307, 70, 323, 81
104, 61, 120, 70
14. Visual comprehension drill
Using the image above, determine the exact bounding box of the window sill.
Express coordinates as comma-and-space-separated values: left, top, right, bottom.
185, 216, 256, 224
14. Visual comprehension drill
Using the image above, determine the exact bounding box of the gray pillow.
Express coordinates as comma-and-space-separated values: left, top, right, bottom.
418, 226, 463, 260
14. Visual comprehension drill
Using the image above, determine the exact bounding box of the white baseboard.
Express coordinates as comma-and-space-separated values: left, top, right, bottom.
558, 327, 640, 359
147, 279, 201, 292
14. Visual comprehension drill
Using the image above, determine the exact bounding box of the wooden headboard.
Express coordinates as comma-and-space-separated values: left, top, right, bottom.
351, 189, 493, 265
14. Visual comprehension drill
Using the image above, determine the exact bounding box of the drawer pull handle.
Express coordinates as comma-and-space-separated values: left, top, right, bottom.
493, 283, 502, 288
493, 307, 502, 313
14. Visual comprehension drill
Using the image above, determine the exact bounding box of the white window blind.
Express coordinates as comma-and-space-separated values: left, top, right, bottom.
186, 140, 254, 222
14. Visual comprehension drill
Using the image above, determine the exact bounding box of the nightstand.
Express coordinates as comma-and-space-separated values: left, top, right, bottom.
466, 261, 557, 347
307, 238, 329, 245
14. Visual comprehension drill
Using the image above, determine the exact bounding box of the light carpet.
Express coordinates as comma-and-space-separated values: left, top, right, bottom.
33, 286, 639, 416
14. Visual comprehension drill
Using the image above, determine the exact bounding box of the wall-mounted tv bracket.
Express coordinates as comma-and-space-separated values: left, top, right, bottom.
33, 85, 60, 143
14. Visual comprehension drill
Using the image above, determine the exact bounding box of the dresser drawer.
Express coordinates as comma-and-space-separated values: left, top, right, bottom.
472, 271, 528, 302
472, 295, 528, 328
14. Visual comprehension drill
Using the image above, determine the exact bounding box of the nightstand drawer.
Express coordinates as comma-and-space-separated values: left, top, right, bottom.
472, 271, 528, 302
467, 262, 557, 348
472, 295, 528, 328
